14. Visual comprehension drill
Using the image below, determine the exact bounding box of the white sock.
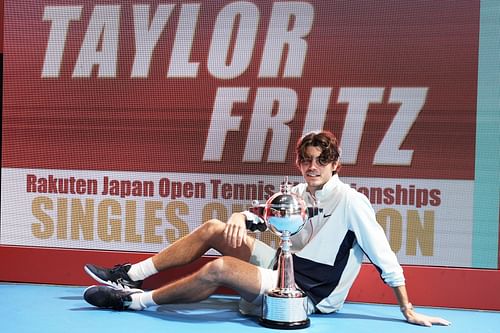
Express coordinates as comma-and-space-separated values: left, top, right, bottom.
128, 258, 158, 281
129, 291, 157, 310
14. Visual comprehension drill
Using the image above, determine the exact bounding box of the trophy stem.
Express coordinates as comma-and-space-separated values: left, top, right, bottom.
276, 232, 298, 294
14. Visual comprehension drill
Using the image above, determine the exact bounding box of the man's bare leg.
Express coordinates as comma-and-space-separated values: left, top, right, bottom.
151, 219, 255, 271
84, 217, 256, 289
152, 256, 261, 304
83, 218, 264, 309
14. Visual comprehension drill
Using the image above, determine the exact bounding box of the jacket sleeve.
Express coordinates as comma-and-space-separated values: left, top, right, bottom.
346, 191, 405, 287
241, 210, 267, 232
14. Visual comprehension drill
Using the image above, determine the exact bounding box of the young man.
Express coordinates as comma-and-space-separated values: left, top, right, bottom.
84, 131, 450, 327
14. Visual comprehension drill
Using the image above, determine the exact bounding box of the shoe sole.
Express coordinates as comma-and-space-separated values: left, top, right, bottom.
84, 265, 141, 291
83, 285, 143, 295
83, 285, 144, 310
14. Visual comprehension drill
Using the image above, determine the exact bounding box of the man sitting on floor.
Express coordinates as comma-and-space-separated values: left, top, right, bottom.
83, 131, 450, 327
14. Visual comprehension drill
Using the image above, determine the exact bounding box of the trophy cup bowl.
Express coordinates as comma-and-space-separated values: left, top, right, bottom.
265, 199, 306, 237
260, 179, 311, 329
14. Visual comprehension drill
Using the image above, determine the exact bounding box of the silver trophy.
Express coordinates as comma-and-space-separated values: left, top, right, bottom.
257, 178, 310, 329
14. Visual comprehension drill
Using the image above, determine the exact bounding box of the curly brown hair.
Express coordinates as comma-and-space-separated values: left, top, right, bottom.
295, 131, 341, 172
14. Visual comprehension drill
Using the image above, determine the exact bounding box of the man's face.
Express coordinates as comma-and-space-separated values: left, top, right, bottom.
298, 146, 339, 195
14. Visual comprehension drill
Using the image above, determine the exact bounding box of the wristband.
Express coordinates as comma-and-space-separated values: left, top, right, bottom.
241, 211, 267, 232
400, 303, 413, 312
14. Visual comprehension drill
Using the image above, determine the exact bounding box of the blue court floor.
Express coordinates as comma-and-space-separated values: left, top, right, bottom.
1, 283, 499, 333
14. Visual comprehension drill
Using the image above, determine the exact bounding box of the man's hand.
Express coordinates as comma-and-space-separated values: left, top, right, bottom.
393, 287, 451, 327
401, 303, 451, 327
223, 213, 248, 248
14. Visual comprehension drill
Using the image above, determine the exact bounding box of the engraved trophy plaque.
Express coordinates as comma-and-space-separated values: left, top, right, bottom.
259, 178, 310, 329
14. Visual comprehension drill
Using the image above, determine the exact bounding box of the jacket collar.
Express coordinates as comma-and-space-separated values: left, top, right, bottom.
305, 173, 341, 203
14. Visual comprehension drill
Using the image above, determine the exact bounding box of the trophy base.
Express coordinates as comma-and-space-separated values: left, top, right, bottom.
260, 292, 310, 330
260, 317, 310, 330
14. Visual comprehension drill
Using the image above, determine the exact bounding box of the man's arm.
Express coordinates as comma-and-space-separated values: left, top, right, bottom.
223, 211, 266, 248
392, 285, 451, 326
346, 195, 451, 326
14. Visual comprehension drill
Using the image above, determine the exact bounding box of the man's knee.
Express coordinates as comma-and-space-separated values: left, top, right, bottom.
200, 219, 226, 235
201, 257, 228, 283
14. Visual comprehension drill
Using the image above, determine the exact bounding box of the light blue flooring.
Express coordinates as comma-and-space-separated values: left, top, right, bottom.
0, 283, 499, 333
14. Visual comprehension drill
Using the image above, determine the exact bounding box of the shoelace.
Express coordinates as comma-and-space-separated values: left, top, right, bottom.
109, 264, 128, 274
107, 280, 131, 290
106, 264, 133, 290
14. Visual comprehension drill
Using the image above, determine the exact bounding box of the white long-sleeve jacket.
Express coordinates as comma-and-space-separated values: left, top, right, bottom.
276, 174, 405, 313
